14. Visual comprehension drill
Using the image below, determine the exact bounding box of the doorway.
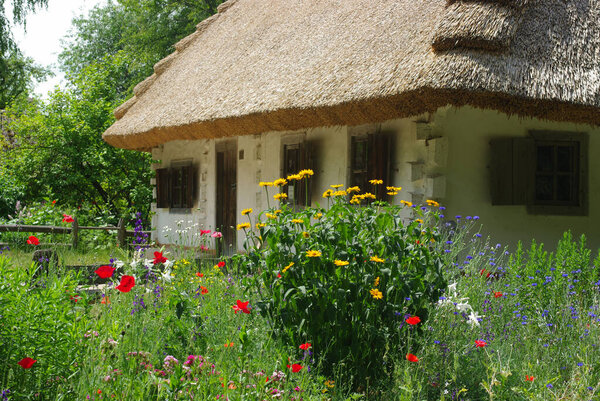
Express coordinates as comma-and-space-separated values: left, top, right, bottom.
216, 141, 237, 255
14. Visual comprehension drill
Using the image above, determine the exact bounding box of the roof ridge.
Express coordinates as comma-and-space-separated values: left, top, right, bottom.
113, 0, 241, 120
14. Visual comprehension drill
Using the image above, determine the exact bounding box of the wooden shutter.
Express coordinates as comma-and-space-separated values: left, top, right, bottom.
156, 168, 170, 208
490, 137, 533, 205
368, 133, 391, 200
184, 164, 196, 208
297, 141, 313, 207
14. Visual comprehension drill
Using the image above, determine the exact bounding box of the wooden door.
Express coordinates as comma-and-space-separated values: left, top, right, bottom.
216, 141, 237, 255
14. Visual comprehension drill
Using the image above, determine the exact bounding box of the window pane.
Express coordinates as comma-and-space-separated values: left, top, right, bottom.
556, 146, 573, 173
535, 174, 554, 201
353, 138, 368, 171
556, 175, 573, 202
536, 145, 554, 172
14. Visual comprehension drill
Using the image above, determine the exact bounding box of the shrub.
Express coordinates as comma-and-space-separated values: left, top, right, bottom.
234, 181, 447, 385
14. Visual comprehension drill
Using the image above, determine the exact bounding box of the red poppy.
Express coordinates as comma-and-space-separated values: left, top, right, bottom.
480, 269, 491, 278
196, 272, 204, 277
18, 357, 36, 369
277, 273, 281, 278
475, 340, 487, 348
232, 300, 250, 314
286, 364, 303, 373
405, 316, 421, 325
27, 236, 39, 246
406, 353, 419, 363
200, 286, 208, 295
200, 229, 211, 235
62, 214, 74, 223
525, 375, 535, 382
494, 292, 503, 298
217, 261, 226, 268
70, 295, 80, 303
152, 252, 167, 265
52, 200, 56, 204
299, 343, 312, 350
95, 265, 115, 279
116, 275, 135, 293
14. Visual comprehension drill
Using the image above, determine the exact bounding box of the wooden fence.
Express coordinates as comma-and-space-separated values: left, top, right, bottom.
0, 217, 151, 248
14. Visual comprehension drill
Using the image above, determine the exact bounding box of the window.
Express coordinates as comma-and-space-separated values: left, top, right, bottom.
283, 141, 312, 207
490, 131, 587, 215
350, 133, 391, 199
155, 162, 197, 210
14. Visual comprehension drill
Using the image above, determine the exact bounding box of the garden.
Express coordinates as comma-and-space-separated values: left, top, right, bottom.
1, 176, 600, 400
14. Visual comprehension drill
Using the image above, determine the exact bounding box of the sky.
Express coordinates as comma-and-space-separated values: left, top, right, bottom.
8, 0, 105, 96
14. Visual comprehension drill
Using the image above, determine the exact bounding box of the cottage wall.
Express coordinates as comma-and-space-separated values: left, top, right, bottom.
150, 106, 600, 252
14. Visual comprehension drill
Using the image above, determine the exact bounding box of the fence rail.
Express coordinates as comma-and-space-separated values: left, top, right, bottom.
0, 217, 151, 248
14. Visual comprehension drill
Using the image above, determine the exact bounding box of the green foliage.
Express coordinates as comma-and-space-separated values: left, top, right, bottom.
234, 191, 447, 385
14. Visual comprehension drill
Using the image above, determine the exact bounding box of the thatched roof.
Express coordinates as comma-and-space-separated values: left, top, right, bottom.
103, 0, 600, 150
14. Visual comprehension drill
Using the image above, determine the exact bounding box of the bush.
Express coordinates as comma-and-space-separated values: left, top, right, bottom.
234, 181, 447, 385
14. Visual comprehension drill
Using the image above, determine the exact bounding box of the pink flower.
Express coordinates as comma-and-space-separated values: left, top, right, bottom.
212, 231, 223, 238
200, 245, 208, 251
62, 214, 74, 223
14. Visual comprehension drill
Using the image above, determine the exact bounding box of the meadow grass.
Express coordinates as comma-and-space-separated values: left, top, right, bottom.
1, 216, 600, 400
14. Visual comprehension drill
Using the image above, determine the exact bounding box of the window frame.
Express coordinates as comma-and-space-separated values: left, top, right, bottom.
527, 131, 588, 216
155, 160, 197, 212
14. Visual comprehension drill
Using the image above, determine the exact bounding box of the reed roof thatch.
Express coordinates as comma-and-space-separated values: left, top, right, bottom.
103, 0, 600, 150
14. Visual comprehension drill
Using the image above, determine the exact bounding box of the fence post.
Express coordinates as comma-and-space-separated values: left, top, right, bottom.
71, 217, 79, 249
117, 218, 126, 248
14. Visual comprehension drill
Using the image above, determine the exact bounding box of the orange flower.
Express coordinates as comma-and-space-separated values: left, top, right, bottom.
200, 286, 208, 295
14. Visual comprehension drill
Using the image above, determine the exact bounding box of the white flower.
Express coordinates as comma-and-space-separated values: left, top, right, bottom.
113, 260, 125, 269
144, 259, 154, 268
447, 282, 457, 295
467, 310, 483, 327
456, 302, 473, 313
164, 259, 174, 269
161, 269, 174, 282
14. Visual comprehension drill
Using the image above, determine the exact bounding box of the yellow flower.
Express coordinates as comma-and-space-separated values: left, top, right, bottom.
256, 223, 266, 229
291, 219, 304, 224
259, 181, 274, 187
387, 192, 398, 196
274, 209, 283, 215
350, 196, 361, 205
370, 256, 385, 263
346, 186, 360, 193
426, 199, 440, 207
274, 193, 288, 200
236, 222, 251, 230
241, 208, 253, 216
324, 380, 335, 388
401, 200, 413, 207
330, 184, 343, 189
306, 250, 322, 258
387, 186, 402, 192
415, 219, 423, 224
363, 192, 376, 200
273, 178, 287, 187
374, 276, 380, 287
287, 174, 302, 181
314, 213, 323, 219
370, 288, 383, 300
322, 189, 333, 198
298, 169, 314, 178
302, 231, 310, 238
333, 190, 347, 197
265, 213, 276, 219
369, 179, 383, 185
282, 262, 294, 273
334, 260, 349, 267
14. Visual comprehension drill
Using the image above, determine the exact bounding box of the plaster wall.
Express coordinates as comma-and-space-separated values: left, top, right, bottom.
436, 106, 600, 252
151, 106, 600, 253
